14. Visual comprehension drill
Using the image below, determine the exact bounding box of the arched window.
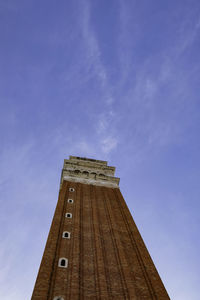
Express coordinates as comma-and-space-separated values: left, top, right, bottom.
99, 173, 105, 177
62, 231, 70, 239
91, 172, 97, 176
68, 199, 73, 203
58, 258, 68, 268
74, 170, 80, 174
69, 188, 75, 192
83, 171, 89, 176
53, 297, 64, 300
65, 213, 72, 218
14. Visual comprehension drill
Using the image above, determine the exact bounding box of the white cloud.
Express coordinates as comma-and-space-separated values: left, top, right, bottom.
101, 137, 118, 154
177, 15, 200, 54
96, 111, 119, 156
96, 115, 108, 134
81, 1, 107, 88
80, 0, 114, 104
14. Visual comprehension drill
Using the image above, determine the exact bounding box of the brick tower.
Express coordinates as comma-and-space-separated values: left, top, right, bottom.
31, 156, 169, 300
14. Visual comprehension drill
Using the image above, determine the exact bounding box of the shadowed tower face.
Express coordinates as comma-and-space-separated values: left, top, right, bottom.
31, 156, 169, 300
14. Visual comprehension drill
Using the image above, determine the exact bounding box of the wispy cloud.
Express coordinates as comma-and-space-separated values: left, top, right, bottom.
114, 9, 200, 159
81, 1, 108, 90
118, 0, 137, 87
78, 1, 118, 155
101, 136, 118, 154
177, 14, 200, 54
0, 1, 199, 299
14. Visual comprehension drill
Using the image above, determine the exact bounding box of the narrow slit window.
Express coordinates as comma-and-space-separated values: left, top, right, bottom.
65, 213, 72, 218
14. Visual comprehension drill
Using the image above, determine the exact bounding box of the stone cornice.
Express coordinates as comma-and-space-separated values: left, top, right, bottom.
60, 156, 120, 188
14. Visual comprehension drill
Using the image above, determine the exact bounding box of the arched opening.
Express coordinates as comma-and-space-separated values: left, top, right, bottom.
99, 173, 105, 177
74, 169, 80, 174
61, 259, 66, 266
58, 258, 68, 268
65, 213, 72, 218
62, 231, 70, 239
91, 172, 97, 176
82, 171, 89, 176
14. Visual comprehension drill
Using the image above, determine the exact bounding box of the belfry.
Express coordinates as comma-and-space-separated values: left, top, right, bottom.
32, 156, 169, 299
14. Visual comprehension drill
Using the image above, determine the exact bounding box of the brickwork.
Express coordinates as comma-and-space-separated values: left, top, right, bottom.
31, 179, 170, 300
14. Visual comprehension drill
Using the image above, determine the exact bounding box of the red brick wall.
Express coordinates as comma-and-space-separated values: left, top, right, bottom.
31, 180, 170, 300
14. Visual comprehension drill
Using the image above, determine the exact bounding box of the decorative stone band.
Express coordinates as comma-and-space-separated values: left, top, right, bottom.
60, 169, 119, 188
62, 175, 119, 188
64, 160, 115, 176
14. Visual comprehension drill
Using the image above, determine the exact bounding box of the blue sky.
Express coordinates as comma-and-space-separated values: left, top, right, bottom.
0, 0, 200, 299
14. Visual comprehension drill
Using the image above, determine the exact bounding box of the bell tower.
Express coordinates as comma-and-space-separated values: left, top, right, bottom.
31, 156, 169, 299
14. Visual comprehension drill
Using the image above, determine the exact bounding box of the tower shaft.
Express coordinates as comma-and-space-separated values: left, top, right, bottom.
32, 156, 169, 299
